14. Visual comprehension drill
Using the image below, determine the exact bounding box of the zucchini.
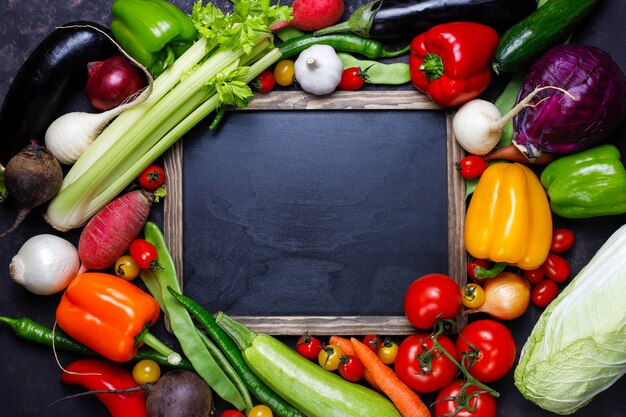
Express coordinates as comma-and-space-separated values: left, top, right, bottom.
216, 313, 403, 417
492, 0, 600, 73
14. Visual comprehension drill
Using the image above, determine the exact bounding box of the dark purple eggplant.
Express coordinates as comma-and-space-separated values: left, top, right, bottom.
0, 21, 118, 165
315, 0, 538, 39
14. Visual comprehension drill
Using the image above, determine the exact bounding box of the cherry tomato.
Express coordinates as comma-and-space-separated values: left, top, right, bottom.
522, 267, 544, 285
377, 338, 399, 365
252, 70, 275, 93
461, 283, 485, 309
337, 67, 367, 91
221, 411, 245, 417
434, 380, 497, 417
114, 255, 140, 281
132, 359, 161, 384
318, 344, 344, 371
129, 239, 160, 269
550, 228, 575, 253
456, 155, 488, 180
248, 404, 273, 417
338, 354, 364, 382
404, 274, 462, 330
362, 334, 382, 353
456, 320, 516, 383
467, 258, 489, 283
395, 333, 458, 393
274, 60, 295, 87
137, 164, 165, 190
531, 279, 559, 307
543, 253, 570, 283
295, 333, 322, 361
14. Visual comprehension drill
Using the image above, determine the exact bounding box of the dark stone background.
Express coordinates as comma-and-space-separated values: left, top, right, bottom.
0, 1, 624, 416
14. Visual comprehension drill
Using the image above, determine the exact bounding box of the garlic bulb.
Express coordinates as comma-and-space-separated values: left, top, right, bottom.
295, 44, 344, 95
10, 234, 80, 295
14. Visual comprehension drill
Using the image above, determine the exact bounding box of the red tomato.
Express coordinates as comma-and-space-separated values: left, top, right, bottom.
129, 239, 159, 269
550, 228, 575, 253
394, 333, 459, 393
543, 253, 570, 283
404, 274, 461, 330
252, 70, 276, 93
137, 164, 165, 190
456, 155, 488, 180
221, 411, 245, 417
337, 67, 367, 91
362, 334, 382, 353
434, 380, 497, 417
467, 258, 488, 283
522, 267, 544, 285
295, 333, 322, 361
338, 355, 365, 382
456, 320, 516, 383
531, 279, 559, 307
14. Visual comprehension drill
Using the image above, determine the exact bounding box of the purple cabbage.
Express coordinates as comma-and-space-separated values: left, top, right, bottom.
513, 44, 626, 158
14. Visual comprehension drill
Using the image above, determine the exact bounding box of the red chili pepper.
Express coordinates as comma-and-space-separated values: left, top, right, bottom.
409, 22, 499, 107
61, 358, 149, 417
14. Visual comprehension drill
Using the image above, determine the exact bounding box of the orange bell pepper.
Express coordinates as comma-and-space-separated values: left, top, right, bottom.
56, 272, 177, 363
464, 162, 552, 270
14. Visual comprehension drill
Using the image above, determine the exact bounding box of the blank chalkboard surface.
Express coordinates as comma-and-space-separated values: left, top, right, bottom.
165, 92, 465, 334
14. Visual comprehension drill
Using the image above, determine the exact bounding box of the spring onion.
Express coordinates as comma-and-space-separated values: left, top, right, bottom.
45, 0, 291, 231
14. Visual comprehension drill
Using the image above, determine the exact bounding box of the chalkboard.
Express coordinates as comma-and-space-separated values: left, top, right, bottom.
164, 91, 466, 334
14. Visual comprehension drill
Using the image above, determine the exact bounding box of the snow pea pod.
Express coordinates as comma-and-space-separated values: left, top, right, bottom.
337, 52, 410, 85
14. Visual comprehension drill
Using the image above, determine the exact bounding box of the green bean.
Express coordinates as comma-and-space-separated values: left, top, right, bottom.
278, 33, 409, 60
0, 316, 193, 370
141, 221, 249, 411
168, 288, 307, 417
337, 52, 410, 85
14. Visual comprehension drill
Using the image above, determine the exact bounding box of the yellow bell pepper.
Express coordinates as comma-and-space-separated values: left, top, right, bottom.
464, 162, 552, 270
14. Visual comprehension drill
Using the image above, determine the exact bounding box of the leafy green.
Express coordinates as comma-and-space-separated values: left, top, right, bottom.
514, 225, 626, 414
210, 61, 254, 108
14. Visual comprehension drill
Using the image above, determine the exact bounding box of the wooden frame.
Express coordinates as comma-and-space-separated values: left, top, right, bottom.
163, 90, 466, 335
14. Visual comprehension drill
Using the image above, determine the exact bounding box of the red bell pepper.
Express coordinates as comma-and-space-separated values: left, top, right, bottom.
61, 358, 149, 417
409, 22, 498, 107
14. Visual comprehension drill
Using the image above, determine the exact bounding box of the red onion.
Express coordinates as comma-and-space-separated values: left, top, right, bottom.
86, 56, 145, 111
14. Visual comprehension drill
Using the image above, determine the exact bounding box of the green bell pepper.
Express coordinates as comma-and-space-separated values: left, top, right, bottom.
110, 0, 197, 75
540, 144, 626, 219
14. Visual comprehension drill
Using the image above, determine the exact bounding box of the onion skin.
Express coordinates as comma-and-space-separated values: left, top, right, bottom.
86, 56, 145, 111
466, 272, 530, 320
513, 44, 626, 159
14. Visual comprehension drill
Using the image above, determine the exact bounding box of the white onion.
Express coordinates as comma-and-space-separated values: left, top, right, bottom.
9, 234, 80, 295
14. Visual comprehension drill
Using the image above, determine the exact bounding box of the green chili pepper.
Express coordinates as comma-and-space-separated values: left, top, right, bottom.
167, 288, 308, 417
540, 144, 626, 219
141, 221, 251, 412
110, 0, 197, 75
337, 52, 410, 85
278, 33, 409, 60
0, 316, 193, 369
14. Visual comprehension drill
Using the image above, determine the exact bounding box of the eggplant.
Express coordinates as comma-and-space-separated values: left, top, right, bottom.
315, 0, 538, 39
0, 21, 118, 165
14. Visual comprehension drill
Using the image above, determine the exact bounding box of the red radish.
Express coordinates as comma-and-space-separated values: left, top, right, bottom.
270, 0, 345, 31
78, 190, 153, 271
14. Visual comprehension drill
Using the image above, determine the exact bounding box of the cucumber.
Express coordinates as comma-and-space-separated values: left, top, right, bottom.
216, 313, 403, 417
492, 0, 600, 73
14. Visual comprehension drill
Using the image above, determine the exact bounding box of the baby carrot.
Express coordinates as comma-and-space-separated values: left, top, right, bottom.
329, 335, 380, 391
351, 337, 430, 417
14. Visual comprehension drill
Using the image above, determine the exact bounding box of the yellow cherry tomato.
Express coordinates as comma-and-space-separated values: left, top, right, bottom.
377, 338, 399, 365
114, 255, 140, 281
248, 404, 273, 417
461, 283, 486, 309
273, 59, 295, 87
318, 344, 344, 371
132, 359, 161, 384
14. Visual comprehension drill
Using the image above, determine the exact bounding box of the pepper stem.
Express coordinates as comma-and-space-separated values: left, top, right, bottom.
419, 53, 444, 81
139, 331, 182, 365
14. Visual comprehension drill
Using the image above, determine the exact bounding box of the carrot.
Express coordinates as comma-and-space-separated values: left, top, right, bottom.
329, 335, 380, 391
483, 144, 558, 164
78, 190, 153, 270
351, 337, 430, 417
